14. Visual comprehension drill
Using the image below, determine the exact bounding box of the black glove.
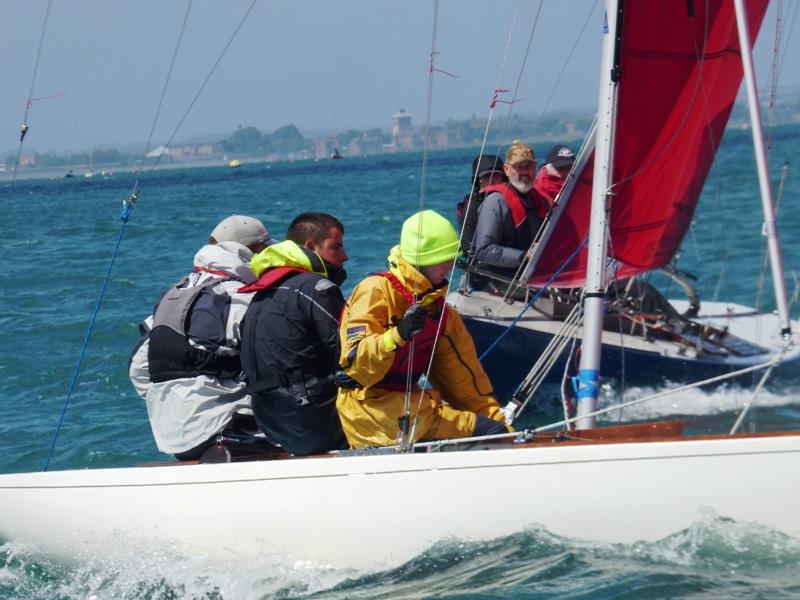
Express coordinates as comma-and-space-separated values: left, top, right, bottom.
397, 304, 427, 341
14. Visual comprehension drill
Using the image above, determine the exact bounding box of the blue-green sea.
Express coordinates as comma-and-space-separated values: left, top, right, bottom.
1, 126, 800, 598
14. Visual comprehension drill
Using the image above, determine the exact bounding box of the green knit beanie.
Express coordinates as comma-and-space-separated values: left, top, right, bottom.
399, 210, 462, 266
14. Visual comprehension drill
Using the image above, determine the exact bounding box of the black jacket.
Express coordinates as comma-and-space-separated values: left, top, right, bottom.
241, 270, 347, 455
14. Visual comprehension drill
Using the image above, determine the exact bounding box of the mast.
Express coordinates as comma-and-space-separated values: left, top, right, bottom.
575, 0, 622, 429
732, 0, 792, 336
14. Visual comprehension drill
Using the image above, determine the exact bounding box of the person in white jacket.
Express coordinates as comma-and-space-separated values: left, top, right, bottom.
129, 215, 271, 459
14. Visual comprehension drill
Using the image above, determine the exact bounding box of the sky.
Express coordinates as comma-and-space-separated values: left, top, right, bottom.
2, 0, 798, 156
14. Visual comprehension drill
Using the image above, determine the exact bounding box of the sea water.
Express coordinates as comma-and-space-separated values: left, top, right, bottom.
1, 125, 799, 598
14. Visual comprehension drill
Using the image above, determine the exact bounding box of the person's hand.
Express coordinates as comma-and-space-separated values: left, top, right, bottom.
397, 304, 427, 341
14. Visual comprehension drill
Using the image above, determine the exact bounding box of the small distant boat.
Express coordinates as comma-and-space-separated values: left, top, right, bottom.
64, 170, 75, 179
84, 169, 94, 179
330, 147, 343, 160
228, 159, 241, 169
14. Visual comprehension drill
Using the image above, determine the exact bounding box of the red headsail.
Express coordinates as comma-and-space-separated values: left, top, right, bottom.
529, 0, 769, 288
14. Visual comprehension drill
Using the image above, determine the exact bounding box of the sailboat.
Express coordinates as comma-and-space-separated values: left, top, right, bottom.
452, 9, 799, 398
0, 0, 798, 571
84, 126, 95, 178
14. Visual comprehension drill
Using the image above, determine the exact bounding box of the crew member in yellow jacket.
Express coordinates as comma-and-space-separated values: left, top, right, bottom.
336, 209, 509, 448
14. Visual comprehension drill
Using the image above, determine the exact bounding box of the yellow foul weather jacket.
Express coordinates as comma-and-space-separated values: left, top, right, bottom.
336, 247, 505, 447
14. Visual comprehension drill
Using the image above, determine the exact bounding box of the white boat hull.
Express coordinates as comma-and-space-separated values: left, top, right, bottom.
1, 434, 799, 569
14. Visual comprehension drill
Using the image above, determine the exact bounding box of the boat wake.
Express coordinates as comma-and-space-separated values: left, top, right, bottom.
2, 512, 799, 599
595, 381, 800, 422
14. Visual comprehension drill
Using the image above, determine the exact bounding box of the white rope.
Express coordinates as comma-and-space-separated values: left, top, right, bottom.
729, 362, 776, 434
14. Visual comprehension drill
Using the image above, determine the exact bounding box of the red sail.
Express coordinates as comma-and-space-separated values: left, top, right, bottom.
529, 0, 768, 288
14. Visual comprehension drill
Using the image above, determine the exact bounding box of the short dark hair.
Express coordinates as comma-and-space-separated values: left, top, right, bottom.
286, 212, 344, 246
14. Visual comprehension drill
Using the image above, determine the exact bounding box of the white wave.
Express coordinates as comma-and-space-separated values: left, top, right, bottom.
1, 534, 360, 600
596, 381, 800, 421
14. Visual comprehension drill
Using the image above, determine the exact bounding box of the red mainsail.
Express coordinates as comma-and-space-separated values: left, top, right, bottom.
528, 0, 769, 288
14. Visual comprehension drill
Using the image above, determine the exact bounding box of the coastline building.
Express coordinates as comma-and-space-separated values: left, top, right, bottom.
391, 109, 416, 151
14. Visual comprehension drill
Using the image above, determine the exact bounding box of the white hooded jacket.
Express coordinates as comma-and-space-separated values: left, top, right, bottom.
129, 241, 257, 455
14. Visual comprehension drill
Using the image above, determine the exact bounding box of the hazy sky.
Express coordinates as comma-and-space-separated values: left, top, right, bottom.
2, 1, 798, 155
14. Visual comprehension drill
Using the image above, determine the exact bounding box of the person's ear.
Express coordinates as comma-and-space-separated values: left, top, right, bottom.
303, 240, 316, 251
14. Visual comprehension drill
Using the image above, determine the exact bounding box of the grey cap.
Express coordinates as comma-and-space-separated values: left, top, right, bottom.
209, 214, 271, 247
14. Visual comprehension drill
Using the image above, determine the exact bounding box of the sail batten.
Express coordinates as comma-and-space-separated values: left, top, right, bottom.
529, 0, 769, 288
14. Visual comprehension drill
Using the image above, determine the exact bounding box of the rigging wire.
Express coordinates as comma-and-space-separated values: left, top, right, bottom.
408, 354, 782, 450
755, 3, 789, 312
407, 1, 528, 445
402, 0, 443, 449
455, 1, 519, 267
539, 0, 599, 116
147, 0, 258, 175
10, 0, 54, 188
43, 0, 257, 470
478, 237, 588, 362
776, 0, 799, 83
133, 0, 194, 179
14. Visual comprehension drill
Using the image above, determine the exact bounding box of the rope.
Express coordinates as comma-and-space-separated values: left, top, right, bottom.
506, 301, 583, 424
134, 0, 193, 177
42, 0, 256, 468
777, 0, 799, 83
147, 0, 257, 174
43, 197, 137, 471
539, 0, 599, 116
534, 358, 778, 433
729, 362, 775, 434
10, 0, 53, 188
396, 358, 783, 450
403, 0, 443, 449
479, 237, 588, 361
455, 2, 519, 277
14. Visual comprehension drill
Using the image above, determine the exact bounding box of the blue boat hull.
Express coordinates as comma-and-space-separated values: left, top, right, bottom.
463, 317, 762, 403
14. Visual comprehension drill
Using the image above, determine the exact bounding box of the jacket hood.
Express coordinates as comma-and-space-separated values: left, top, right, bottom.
387, 245, 448, 306
250, 240, 327, 278
193, 241, 256, 283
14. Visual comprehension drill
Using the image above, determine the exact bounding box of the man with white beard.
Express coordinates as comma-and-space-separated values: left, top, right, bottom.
471, 140, 550, 291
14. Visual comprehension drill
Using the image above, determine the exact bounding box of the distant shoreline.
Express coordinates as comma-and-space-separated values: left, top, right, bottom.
3, 121, 799, 184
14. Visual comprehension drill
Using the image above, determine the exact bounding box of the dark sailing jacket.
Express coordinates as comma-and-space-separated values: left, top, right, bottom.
240, 241, 347, 455
472, 182, 548, 281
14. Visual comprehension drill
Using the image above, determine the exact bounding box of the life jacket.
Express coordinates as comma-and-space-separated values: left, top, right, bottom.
238, 267, 306, 294
148, 276, 241, 383
483, 182, 549, 226
238, 267, 309, 393
374, 271, 448, 392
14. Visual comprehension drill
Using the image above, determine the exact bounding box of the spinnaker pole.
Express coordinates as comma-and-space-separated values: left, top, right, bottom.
732, 0, 792, 336
575, 0, 622, 429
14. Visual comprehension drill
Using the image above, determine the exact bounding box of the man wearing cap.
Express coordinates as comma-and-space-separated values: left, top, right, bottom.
336, 209, 508, 448
129, 215, 269, 460
472, 140, 550, 288
535, 144, 576, 205
239, 212, 349, 455
456, 153, 506, 255
209, 213, 274, 254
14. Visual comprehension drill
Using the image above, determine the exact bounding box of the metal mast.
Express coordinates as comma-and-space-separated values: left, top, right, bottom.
575, 0, 622, 429
732, 0, 792, 337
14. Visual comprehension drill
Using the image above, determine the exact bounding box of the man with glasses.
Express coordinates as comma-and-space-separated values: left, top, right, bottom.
471, 140, 550, 290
